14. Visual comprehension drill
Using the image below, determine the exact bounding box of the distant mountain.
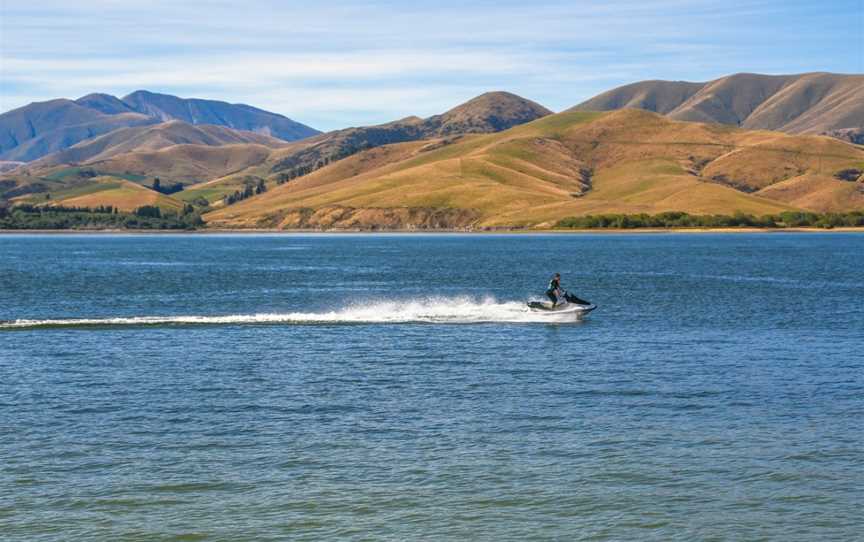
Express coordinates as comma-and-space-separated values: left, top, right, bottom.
0, 161, 26, 173
570, 72, 864, 136
267, 91, 552, 178
33, 120, 288, 168
0, 99, 157, 161
0, 91, 320, 162
121, 90, 320, 141
75, 93, 136, 115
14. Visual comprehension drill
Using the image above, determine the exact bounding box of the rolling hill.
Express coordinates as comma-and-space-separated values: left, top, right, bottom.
177, 92, 552, 205
31, 121, 288, 168
571, 72, 864, 137
0, 173, 186, 214
200, 92, 551, 188
44, 177, 186, 213
5, 87, 862, 229
84, 143, 278, 184
204, 109, 864, 230
2, 92, 553, 212
421, 91, 553, 135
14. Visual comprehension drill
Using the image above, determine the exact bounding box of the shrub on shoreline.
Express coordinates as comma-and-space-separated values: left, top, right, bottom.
556, 211, 864, 229
0, 204, 203, 230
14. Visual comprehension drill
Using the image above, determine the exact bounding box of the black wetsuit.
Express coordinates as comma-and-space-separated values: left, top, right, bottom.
546, 277, 561, 304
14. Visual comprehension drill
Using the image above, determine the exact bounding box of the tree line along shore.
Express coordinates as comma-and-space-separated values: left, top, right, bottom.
0, 204, 203, 230
1, 205, 863, 231
554, 211, 864, 230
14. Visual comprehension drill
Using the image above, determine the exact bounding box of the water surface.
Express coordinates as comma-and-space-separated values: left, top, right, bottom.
1, 233, 862, 540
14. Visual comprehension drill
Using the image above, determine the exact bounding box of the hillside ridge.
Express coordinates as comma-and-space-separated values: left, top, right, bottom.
570, 72, 864, 136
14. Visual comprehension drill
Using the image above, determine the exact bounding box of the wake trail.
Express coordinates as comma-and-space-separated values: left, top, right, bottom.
0, 297, 588, 329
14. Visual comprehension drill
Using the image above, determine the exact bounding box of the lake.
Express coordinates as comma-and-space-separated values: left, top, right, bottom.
1, 233, 862, 540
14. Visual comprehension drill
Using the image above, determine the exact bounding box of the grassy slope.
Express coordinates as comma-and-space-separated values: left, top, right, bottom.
198, 140, 433, 213
34, 177, 185, 212
25, 141, 276, 191
756, 174, 864, 212
569, 73, 864, 135
43, 166, 148, 182
12, 92, 555, 213
31, 120, 289, 168
204, 109, 864, 228
174, 176, 244, 205
83, 143, 274, 184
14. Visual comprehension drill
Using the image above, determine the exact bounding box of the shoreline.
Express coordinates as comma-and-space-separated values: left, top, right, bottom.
1, 227, 863, 235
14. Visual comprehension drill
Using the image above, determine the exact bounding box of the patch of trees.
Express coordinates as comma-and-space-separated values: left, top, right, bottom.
13, 203, 118, 214
276, 148, 363, 185
1, 203, 203, 230
271, 129, 415, 184
834, 169, 862, 182
223, 177, 266, 205
135, 205, 162, 218
1, 182, 49, 199
276, 164, 317, 184
77, 168, 98, 179
556, 211, 864, 230
151, 178, 185, 194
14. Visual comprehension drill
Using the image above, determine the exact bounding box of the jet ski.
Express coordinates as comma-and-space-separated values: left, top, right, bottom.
527, 291, 597, 316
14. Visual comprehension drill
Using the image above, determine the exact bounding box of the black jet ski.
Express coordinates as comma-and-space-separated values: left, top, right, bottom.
527, 291, 597, 316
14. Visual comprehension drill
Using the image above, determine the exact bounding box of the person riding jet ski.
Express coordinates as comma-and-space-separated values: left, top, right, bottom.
527, 273, 595, 314
546, 273, 564, 307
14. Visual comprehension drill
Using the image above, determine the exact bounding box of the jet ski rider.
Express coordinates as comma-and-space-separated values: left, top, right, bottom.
546, 273, 563, 306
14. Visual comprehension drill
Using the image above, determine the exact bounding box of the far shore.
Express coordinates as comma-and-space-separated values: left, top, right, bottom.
1, 227, 863, 235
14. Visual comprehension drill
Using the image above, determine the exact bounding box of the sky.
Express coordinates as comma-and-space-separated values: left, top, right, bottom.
1, 0, 862, 130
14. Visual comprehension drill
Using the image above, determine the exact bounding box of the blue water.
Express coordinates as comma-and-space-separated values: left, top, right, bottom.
1, 233, 862, 540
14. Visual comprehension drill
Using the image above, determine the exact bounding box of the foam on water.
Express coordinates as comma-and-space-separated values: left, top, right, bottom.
0, 296, 588, 329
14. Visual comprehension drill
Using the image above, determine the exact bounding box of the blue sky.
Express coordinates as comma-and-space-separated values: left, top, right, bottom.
1, 0, 861, 130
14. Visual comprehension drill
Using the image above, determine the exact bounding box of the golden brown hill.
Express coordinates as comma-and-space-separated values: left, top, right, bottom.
570, 72, 864, 137
264, 92, 551, 180
14, 91, 552, 209
756, 175, 864, 212
205, 109, 864, 230
573, 80, 705, 115
31, 121, 288, 168
2, 174, 183, 213
175, 92, 552, 206
426, 91, 553, 135
3, 92, 552, 213
84, 143, 277, 184
44, 177, 185, 212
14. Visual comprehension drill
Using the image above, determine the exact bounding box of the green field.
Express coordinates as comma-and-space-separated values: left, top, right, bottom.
45, 167, 148, 183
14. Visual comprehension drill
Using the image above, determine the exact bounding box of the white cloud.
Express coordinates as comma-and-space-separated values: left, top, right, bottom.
1, 0, 859, 129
